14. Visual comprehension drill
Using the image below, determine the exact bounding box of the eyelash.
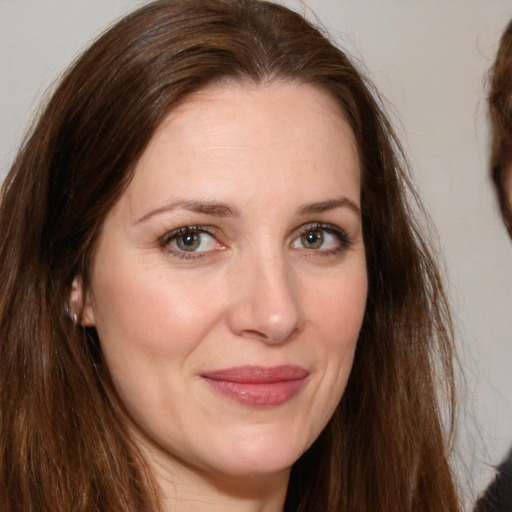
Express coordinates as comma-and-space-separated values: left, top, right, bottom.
158, 223, 354, 260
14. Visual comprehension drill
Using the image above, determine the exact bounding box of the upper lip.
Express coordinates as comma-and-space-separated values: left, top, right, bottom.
201, 365, 309, 383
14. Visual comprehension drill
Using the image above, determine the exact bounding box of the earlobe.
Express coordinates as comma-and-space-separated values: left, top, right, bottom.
69, 276, 96, 326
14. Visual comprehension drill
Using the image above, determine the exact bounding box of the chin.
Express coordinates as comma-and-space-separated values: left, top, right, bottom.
208, 431, 309, 478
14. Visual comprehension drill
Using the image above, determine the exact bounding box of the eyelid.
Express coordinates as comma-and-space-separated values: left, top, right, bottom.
160, 225, 217, 243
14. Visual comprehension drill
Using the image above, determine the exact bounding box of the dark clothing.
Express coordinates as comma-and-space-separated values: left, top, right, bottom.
475, 449, 512, 512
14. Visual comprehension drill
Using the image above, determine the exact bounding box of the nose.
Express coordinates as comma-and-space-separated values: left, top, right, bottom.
227, 254, 304, 344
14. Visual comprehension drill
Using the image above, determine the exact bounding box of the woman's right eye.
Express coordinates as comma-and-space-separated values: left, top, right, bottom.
162, 227, 223, 257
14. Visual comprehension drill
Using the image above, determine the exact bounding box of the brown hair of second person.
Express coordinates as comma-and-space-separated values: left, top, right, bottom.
472, 17, 512, 512
488, 18, 512, 237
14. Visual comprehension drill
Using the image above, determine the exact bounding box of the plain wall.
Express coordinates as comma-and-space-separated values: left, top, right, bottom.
1, 0, 511, 506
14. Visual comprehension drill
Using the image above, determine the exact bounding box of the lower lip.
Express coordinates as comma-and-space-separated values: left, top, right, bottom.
202, 367, 308, 407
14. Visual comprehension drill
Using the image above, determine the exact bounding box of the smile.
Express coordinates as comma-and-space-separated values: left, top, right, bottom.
201, 365, 309, 407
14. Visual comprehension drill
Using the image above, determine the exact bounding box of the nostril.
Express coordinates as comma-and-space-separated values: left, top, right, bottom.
239, 321, 301, 345
240, 329, 271, 342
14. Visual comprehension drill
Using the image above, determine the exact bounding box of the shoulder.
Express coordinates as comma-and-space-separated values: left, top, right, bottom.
475, 447, 512, 512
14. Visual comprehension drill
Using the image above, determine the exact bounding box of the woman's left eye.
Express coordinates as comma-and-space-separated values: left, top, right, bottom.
291, 225, 350, 253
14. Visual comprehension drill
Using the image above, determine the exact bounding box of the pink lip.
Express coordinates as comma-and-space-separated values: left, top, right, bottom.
201, 365, 309, 407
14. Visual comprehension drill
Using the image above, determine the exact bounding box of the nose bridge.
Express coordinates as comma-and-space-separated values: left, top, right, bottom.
228, 245, 303, 344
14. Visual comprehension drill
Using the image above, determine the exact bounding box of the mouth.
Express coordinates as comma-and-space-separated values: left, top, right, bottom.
201, 365, 309, 407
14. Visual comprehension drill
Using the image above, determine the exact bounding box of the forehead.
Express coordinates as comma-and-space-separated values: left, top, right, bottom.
141, 79, 357, 172
175, 78, 350, 127
119, 80, 361, 217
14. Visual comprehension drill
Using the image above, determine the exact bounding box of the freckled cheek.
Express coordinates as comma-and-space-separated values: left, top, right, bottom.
303, 271, 366, 410
307, 268, 368, 347
93, 269, 227, 358
312, 269, 366, 408
303, 269, 366, 430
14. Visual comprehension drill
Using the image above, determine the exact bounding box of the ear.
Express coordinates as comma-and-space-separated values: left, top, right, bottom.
69, 275, 96, 326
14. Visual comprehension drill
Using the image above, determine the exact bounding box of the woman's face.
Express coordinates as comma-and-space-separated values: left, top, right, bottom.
82, 81, 367, 482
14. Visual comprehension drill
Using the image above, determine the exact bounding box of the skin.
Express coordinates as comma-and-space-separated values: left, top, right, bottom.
76, 81, 368, 512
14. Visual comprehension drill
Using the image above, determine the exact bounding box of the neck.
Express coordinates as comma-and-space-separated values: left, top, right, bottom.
140, 442, 290, 512
160, 469, 288, 512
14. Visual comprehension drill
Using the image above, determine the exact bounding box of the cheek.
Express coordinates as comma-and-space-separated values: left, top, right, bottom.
90, 262, 226, 363
308, 265, 368, 345
304, 264, 367, 403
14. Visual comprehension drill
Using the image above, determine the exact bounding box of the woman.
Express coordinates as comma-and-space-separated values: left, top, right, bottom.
488, 19, 512, 239
0, 1, 461, 510
474, 17, 512, 512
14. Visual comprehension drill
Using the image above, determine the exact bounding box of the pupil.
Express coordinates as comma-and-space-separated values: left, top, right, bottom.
177, 232, 200, 251
303, 230, 323, 249
307, 232, 318, 244
183, 233, 196, 246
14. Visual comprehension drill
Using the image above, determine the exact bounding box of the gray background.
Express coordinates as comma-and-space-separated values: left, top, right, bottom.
1, 0, 511, 506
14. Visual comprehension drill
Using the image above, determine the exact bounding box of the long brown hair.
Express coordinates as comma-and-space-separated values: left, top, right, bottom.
488, 18, 512, 238
0, 1, 460, 510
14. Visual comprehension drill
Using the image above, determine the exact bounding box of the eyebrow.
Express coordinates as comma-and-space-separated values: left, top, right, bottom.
297, 197, 361, 217
135, 199, 240, 224
135, 196, 360, 224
